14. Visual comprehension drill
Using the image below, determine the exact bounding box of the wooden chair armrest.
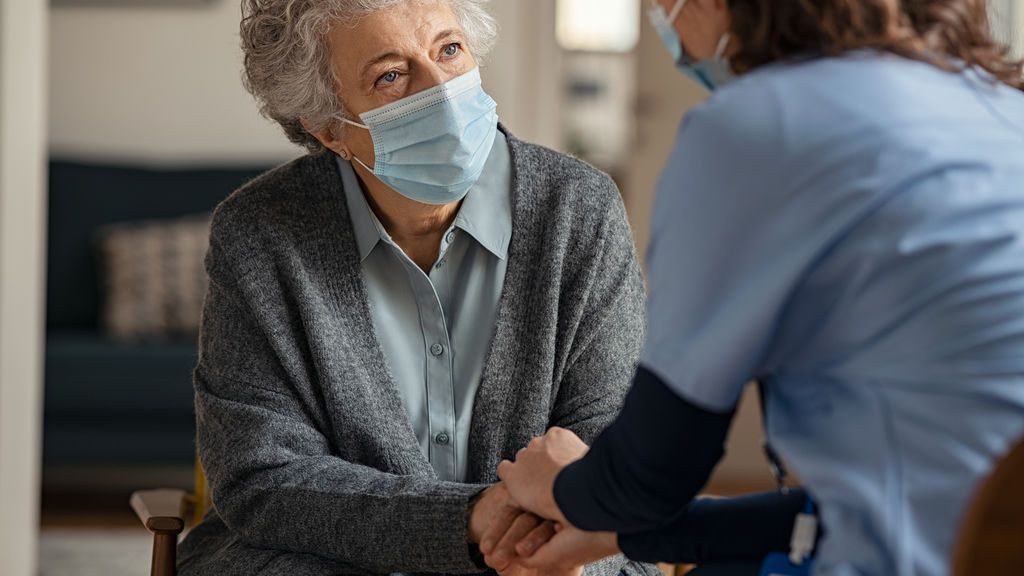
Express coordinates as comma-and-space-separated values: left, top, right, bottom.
130, 489, 187, 576
130, 489, 187, 533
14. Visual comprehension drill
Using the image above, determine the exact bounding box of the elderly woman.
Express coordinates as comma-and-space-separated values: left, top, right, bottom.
175, 1, 660, 575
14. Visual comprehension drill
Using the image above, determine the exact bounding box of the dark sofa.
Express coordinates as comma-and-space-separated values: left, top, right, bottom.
44, 160, 268, 467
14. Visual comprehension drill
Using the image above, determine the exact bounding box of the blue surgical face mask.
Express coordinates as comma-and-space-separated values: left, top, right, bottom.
647, 0, 735, 91
340, 67, 498, 205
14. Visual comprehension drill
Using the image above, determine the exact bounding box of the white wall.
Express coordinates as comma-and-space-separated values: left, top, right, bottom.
0, 0, 47, 573
1014, 0, 1024, 58
991, 0, 1024, 57
49, 1, 301, 164
49, 0, 562, 165
484, 0, 564, 150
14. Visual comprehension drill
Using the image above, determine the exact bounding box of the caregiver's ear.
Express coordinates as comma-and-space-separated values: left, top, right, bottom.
302, 118, 351, 159
694, 0, 730, 18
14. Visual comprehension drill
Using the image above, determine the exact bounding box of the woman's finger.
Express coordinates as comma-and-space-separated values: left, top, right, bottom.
480, 505, 522, 556
489, 513, 543, 568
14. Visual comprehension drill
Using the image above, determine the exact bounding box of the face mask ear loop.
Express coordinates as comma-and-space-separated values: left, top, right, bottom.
335, 115, 374, 173
713, 32, 732, 60
338, 116, 369, 130
349, 154, 375, 175
667, 0, 687, 23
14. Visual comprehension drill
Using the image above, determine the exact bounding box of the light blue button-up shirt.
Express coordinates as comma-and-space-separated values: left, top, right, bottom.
337, 131, 512, 483
642, 54, 1024, 575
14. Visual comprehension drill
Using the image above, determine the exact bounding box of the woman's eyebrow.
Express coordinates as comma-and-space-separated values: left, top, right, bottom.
432, 28, 462, 43
360, 52, 403, 80
359, 29, 464, 80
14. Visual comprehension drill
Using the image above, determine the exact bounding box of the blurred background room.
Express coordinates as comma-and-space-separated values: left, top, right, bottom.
0, 0, 1021, 575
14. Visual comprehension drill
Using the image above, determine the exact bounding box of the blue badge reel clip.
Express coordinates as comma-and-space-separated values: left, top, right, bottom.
758, 499, 817, 576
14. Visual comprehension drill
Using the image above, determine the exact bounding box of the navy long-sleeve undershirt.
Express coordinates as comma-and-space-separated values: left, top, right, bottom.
552, 366, 810, 564
553, 365, 735, 534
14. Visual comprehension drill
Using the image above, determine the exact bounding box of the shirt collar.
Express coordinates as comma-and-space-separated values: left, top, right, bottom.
452, 130, 513, 260
336, 130, 513, 262
337, 157, 386, 262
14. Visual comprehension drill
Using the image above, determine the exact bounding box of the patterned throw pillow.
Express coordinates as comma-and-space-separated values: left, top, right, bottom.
96, 213, 212, 339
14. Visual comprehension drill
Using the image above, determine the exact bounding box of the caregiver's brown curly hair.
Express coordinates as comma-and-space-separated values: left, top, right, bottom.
727, 0, 1023, 88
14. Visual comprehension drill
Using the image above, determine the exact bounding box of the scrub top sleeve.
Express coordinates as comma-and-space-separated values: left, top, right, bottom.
640, 94, 814, 412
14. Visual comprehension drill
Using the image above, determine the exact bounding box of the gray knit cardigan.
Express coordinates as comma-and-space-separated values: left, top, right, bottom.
177, 128, 659, 576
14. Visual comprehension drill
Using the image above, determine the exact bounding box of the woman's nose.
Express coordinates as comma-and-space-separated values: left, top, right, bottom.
408, 60, 455, 94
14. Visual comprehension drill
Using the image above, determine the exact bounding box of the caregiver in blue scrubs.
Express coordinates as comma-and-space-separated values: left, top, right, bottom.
484, 0, 1024, 574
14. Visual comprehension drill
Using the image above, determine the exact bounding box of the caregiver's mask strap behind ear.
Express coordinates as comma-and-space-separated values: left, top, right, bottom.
648, 0, 688, 63
647, 0, 736, 91
340, 67, 499, 206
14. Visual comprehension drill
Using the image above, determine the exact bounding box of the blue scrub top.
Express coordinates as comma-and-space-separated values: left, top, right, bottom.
641, 52, 1024, 575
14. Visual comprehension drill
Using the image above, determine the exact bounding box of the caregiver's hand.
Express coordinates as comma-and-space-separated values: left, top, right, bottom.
496, 427, 589, 523
484, 511, 621, 573
479, 503, 586, 576
517, 525, 621, 572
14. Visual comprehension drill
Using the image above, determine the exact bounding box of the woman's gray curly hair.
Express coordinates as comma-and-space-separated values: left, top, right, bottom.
240, 0, 498, 152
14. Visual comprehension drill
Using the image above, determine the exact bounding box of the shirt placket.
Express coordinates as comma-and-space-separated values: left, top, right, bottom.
429, 228, 459, 478
393, 228, 459, 481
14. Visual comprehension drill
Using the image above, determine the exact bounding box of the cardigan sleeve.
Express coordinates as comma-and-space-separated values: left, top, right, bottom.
545, 175, 659, 576
548, 172, 646, 442
193, 223, 488, 575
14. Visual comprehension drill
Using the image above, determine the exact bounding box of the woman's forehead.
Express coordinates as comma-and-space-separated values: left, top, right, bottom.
328, 1, 463, 62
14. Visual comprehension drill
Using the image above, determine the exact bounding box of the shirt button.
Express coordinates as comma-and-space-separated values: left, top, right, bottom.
445, 231, 456, 244
435, 433, 450, 445
435, 259, 446, 269
430, 343, 445, 357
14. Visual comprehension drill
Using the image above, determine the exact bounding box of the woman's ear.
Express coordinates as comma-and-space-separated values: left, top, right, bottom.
711, 0, 731, 25
301, 118, 351, 158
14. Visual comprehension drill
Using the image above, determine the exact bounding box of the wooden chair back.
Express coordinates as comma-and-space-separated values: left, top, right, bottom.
191, 459, 212, 526
953, 436, 1024, 576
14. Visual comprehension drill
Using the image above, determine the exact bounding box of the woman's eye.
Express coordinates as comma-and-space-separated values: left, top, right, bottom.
378, 71, 399, 85
443, 43, 461, 58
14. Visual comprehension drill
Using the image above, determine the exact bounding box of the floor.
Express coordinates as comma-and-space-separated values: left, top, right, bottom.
36, 471, 753, 576
38, 469, 182, 576
37, 528, 676, 576
39, 528, 152, 576
38, 497, 677, 576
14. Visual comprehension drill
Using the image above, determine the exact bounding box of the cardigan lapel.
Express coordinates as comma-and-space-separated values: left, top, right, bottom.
298, 150, 435, 477
465, 127, 532, 482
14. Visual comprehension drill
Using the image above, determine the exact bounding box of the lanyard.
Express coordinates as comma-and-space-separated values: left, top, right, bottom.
756, 379, 791, 494
757, 379, 818, 565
